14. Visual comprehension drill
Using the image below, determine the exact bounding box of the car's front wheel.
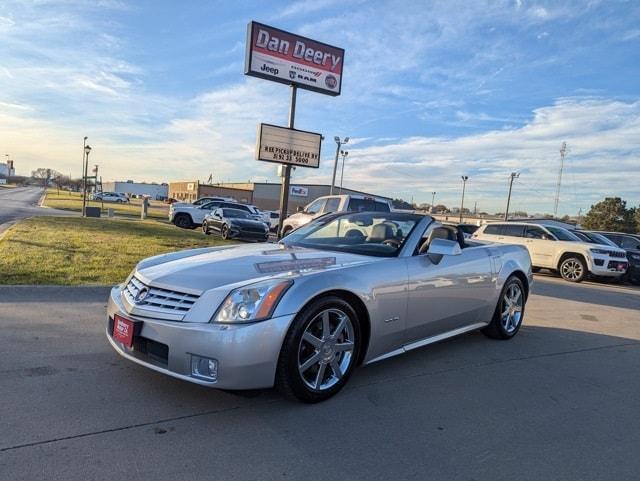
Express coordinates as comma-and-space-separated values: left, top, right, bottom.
221, 224, 230, 240
202, 222, 210, 235
276, 296, 361, 403
173, 213, 192, 229
559, 256, 586, 282
483, 275, 525, 340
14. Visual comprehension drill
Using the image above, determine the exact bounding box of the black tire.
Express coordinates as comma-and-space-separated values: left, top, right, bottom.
202, 222, 210, 235
559, 256, 587, 283
221, 224, 230, 240
173, 213, 193, 229
276, 296, 361, 403
482, 276, 526, 340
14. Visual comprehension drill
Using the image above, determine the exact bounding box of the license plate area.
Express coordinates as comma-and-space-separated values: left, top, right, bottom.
112, 314, 141, 348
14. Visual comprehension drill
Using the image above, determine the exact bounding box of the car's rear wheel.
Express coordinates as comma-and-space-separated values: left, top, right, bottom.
174, 213, 192, 229
221, 224, 230, 240
276, 296, 361, 403
483, 276, 525, 340
559, 256, 586, 282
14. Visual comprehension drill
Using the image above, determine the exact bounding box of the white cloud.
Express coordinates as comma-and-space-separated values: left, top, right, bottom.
294, 98, 640, 215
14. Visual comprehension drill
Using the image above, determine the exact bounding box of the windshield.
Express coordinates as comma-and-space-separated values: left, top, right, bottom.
224, 209, 251, 219
546, 226, 581, 241
581, 231, 617, 247
282, 212, 423, 257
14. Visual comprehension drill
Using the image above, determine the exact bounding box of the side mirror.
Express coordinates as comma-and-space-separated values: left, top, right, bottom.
297, 206, 304, 213
541, 234, 553, 241
428, 238, 462, 256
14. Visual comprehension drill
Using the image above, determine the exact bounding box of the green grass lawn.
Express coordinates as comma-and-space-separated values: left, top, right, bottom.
0, 216, 231, 285
43, 189, 169, 220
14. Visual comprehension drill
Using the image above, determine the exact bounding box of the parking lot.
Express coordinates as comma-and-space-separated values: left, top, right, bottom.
1, 276, 638, 481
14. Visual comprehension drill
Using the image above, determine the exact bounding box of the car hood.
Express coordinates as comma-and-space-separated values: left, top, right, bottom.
135, 243, 381, 294
227, 218, 267, 228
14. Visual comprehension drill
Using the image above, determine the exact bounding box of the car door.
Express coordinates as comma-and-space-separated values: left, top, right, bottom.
523, 225, 555, 267
404, 225, 495, 344
208, 209, 223, 232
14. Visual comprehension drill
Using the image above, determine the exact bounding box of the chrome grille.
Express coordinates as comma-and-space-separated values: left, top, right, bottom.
608, 251, 626, 258
123, 276, 199, 315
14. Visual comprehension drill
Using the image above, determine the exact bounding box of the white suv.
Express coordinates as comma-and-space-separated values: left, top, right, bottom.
281, 194, 391, 236
473, 222, 628, 282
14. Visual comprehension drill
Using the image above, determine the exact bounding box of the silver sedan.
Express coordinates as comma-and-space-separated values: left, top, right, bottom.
107, 212, 532, 402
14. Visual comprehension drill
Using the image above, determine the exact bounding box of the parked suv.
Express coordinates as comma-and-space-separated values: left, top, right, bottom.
472, 222, 628, 282
591, 231, 640, 284
281, 194, 391, 236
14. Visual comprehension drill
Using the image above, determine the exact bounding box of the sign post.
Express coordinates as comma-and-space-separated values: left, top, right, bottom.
245, 20, 344, 238
278, 85, 297, 238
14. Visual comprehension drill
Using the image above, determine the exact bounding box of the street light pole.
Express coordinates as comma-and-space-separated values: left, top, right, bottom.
82, 144, 92, 217
430, 191, 436, 213
338, 150, 348, 193
459, 176, 469, 223
81, 136, 87, 199
330, 136, 349, 194
504, 172, 520, 221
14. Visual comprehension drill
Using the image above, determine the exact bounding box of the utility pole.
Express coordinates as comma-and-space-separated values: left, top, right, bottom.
82, 144, 91, 216
430, 191, 436, 213
504, 171, 520, 221
553, 142, 568, 218
81, 137, 87, 199
459, 176, 469, 223
330, 136, 349, 194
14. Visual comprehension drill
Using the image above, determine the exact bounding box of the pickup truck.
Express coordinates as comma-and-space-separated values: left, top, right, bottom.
281, 194, 391, 236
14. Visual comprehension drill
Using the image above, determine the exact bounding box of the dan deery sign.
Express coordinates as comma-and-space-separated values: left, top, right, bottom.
256, 124, 322, 168
245, 21, 344, 96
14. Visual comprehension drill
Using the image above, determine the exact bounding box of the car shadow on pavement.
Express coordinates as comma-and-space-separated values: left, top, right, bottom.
532, 278, 640, 310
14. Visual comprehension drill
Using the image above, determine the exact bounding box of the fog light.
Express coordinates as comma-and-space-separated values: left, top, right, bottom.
191, 355, 218, 382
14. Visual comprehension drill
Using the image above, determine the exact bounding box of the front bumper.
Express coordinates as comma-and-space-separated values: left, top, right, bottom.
227, 226, 269, 241
590, 259, 628, 277
106, 287, 295, 389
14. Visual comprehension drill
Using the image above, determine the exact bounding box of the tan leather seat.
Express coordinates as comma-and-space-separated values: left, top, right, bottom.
418, 227, 456, 254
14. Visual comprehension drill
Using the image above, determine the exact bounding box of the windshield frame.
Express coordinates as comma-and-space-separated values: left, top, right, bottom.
281, 211, 426, 258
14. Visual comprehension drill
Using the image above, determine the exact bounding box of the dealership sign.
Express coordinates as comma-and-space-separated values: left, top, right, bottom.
245, 21, 344, 96
290, 186, 309, 197
256, 123, 322, 168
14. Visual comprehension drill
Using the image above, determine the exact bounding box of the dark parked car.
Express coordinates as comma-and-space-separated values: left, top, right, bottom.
591, 231, 640, 284
203, 208, 269, 241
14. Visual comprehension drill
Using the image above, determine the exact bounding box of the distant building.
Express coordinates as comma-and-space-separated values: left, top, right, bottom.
102, 180, 168, 200
168, 181, 391, 212
0, 160, 15, 178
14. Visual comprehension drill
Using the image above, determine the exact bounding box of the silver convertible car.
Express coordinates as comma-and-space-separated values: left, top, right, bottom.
107, 212, 532, 402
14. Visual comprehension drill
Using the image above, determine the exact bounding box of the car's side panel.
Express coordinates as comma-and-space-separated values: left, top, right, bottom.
274, 258, 410, 364
404, 246, 495, 343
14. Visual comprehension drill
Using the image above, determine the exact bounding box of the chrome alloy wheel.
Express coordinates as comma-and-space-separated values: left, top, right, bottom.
501, 283, 523, 333
297, 308, 355, 391
561, 259, 583, 281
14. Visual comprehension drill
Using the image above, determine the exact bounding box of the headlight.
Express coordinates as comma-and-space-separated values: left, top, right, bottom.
589, 248, 610, 255
213, 279, 292, 323
630, 254, 640, 261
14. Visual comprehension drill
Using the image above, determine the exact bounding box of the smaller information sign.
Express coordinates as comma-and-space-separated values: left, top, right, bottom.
255, 123, 322, 168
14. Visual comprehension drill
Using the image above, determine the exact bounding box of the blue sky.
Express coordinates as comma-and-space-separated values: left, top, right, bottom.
1, 0, 639, 215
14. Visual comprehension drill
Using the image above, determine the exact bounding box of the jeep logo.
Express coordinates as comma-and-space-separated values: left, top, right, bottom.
261, 64, 279, 75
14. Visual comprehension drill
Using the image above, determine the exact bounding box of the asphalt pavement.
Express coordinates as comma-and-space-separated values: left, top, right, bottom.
0, 278, 639, 481
0, 186, 75, 234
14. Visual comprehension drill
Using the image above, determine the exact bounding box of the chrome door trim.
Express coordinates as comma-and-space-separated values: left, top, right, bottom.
365, 322, 488, 365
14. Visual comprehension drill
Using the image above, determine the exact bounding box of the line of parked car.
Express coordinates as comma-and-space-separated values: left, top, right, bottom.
169, 193, 392, 242
468, 221, 639, 285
